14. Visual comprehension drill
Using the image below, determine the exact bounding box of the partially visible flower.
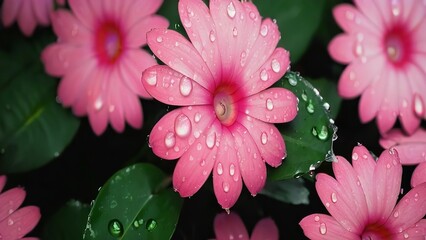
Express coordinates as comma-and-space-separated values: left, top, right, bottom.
0, 175, 41, 240
1, 0, 65, 36
380, 128, 426, 187
214, 213, 278, 240
142, 0, 297, 209
300, 145, 426, 239
328, 1, 426, 135
41, 0, 169, 135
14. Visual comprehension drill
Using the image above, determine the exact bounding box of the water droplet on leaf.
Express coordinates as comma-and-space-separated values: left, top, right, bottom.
146, 219, 157, 232
108, 219, 123, 237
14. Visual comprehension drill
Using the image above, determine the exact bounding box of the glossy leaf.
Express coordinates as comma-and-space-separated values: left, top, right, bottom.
83, 163, 183, 240
256, 0, 326, 63
270, 72, 337, 180
43, 200, 90, 240
260, 178, 309, 205
0, 31, 79, 173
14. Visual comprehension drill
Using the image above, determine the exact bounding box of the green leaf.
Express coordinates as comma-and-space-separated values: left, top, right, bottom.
260, 178, 309, 205
308, 78, 341, 120
83, 163, 183, 240
270, 72, 337, 180
256, 0, 326, 63
43, 200, 90, 240
0, 31, 79, 173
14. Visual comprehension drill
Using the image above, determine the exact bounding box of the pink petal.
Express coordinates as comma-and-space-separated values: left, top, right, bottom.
2, 0, 22, 27
0, 176, 6, 193
86, 70, 110, 135
149, 106, 215, 160
147, 28, 214, 90
142, 66, 212, 106
373, 148, 402, 224
351, 145, 378, 219
231, 122, 266, 196
107, 71, 126, 133
178, 0, 222, 81
32, 0, 50, 26
68, 64, 99, 116
68, 0, 95, 28
376, 68, 399, 134
402, 0, 426, 31
251, 218, 279, 240
173, 120, 221, 197
126, 15, 169, 47
358, 72, 386, 123
88, 102, 109, 135
353, 0, 385, 31
299, 214, 359, 240
328, 34, 355, 64
392, 143, 426, 165
50, 9, 91, 45
119, 49, 156, 98
236, 115, 285, 167
213, 129, 242, 210
17, 1, 37, 36
412, 162, 426, 188
120, 87, 143, 130
0, 188, 25, 221
338, 56, 384, 98
405, 63, 426, 120
214, 213, 249, 240
241, 88, 297, 124
315, 172, 365, 233
0, 206, 41, 239
124, 0, 164, 23
393, 219, 426, 239
372, 0, 392, 26
333, 4, 380, 34
240, 48, 290, 97
387, 182, 426, 234
398, 73, 421, 135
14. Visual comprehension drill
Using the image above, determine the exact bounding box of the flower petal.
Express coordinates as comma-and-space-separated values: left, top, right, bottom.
0, 206, 40, 239
142, 65, 212, 106
86, 69, 110, 135
173, 120, 221, 197
251, 218, 279, 240
353, 0, 385, 31
0, 188, 25, 222
125, 0, 164, 23
51, 9, 91, 45
68, 0, 95, 28
149, 106, 215, 160
333, 3, 380, 34
393, 219, 426, 240
17, 1, 37, 36
376, 68, 399, 134
412, 163, 426, 187
1, 0, 22, 27
299, 214, 359, 240
127, 15, 169, 47
241, 87, 297, 124
387, 182, 426, 234
398, 72, 421, 135
358, 71, 387, 123
328, 34, 355, 64
107, 71, 126, 133
120, 87, 143, 130
214, 213, 249, 240
32, 0, 50, 26
231, 122, 266, 196
213, 128, 242, 210
147, 28, 214, 90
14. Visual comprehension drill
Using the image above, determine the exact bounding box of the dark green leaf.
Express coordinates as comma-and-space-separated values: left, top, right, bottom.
308, 78, 341, 119
256, 0, 326, 63
0, 31, 79, 173
43, 200, 90, 240
260, 178, 309, 205
270, 72, 337, 180
83, 163, 183, 240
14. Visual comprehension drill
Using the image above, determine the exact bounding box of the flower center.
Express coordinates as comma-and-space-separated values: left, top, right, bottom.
213, 86, 238, 126
383, 25, 412, 68
95, 20, 124, 65
361, 223, 393, 240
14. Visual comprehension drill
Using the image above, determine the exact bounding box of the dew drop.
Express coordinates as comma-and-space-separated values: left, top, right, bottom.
314, 215, 320, 222
200, 159, 206, 167
318, 126, 329, 140
271, 59, 280, 73
156, 36, 163, 43
194, 112, 201, 123
403, 232, 409, 239
249, 11, 256, 20
260, 69, 268, 81
331, 192, 337, 203
164, 132, 176, 148
94, 97, 103, 111
288, 76, 297, 86
393, 211, 399, 218
182, 18, 192, 28
266, 98, 274, 111
222, 181, 230, 193
301, 91, 308, 101
319, 223, 327, 235
227, 2, 236, 18
146, 219, 157, 232
260, 24, 268, 37
306, 100, 314, 114
108, 219, 123, 237
174, 114, 191, 138
229, 164, 235, 176
323, 102, 330, 111
261, 132, 268, 145
206, 130, 216, 149
217, 162, 224, 175
312, 127, 318, 136
133, 219, 144, 228
110, 200, 118, 209
233, 27, 238, 37
7, 219, 13, 226
352, 152, 359, 161
146, 72, 157, 86
209, 30, 216, 42
413, 94, 424, 117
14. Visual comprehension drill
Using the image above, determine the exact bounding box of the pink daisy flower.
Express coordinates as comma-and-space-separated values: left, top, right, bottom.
380, 128, 426, 187
0, 175, 41, 240
214, 213, 278, 240
141, 0, 297, 209
41, 0, 169, 135
300, 145, 426, 239
1, 0, 65, 36
328, 0, 426, 135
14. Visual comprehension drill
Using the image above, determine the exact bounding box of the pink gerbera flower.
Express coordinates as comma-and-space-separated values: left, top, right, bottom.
1, 0, 65, 36
300, 145, 426, 239
380, 128, 426, 187
328, 1, 426, 135
0, 175, 41, 240
41, 0, 169, 135
214, 213, 279, 240
141, 0, 297, 209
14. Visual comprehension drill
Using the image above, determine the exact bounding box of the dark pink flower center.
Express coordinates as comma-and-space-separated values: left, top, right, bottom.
383, 25, 412, 68
361, 223, 393, 240
95, 20, 124, 65
213, 85, 239, 126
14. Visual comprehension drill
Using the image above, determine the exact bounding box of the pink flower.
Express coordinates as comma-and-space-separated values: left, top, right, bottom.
214, 213, 278, 240
328, 1, 426, 135
41, 0, 168, 135
380, 128, 426, 187
300, 145, 426, 239
1, 0, 65, 36
141, 0, 297, 209
0, 175, 41, 240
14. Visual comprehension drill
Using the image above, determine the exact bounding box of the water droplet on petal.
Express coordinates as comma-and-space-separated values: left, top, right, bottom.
206, 130, 216, 149
331, 192, 337, 203
194, 112, 201, 123
233, 27, 238, 37
108, 219, 123, 237
260, 24, 268, 37
249, 11, 256, 20
266, 98, 274, 110
209, 30, 216, 42
179, 76, 192, 96
403, 232, 409, 239
413, 94, 424, 117
174, 114, 191, 138
222, 181, 230, 193
7, 219, 13, 226
229, 164, 235, 176
393, 211, 399, 218
261, 132, 268, 145
271, 59, 280, 73
94, 97, 103, 111
227, 2, 236, 18
164, 132, 176, 148
146, 72, 157, 86
156, 36, 163, 43
260, 69, 268, 81
319, 223, 327, 235
146, 219, 157, 232
217, 163, 223, 175
352, 152, 358, 160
